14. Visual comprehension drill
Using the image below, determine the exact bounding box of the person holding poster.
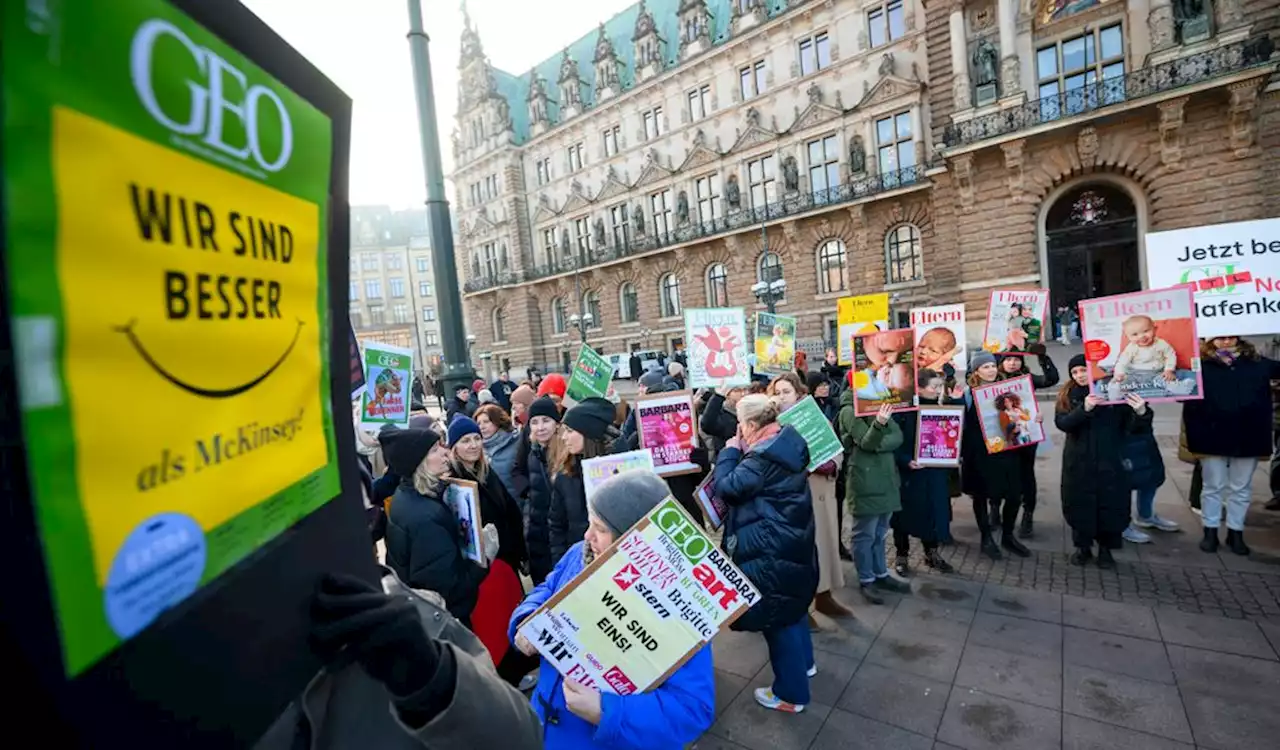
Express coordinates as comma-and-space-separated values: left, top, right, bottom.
851, 329, 917, 413
383, 429, 496, 627
890, 409, 957, 576
713, 395, 818, 714
1182, 336, 1280, 556
911, 303, 967, 399
995, 348, 1061, 539
508, 471, 715, 749
549, 398, 621, 566
1056, 355, 1154, 568
959, 353, 1028, 560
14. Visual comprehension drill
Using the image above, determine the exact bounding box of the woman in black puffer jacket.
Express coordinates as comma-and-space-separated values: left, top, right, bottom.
996, 345, 1059, 539
713, 394, 817, 714
548, 398, 619, 566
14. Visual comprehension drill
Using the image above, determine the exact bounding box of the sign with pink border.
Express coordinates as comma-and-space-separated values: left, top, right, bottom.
1078, 286, 1204, 405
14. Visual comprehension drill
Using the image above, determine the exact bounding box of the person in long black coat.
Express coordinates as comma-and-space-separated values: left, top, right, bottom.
890, 408, 956, 576
961, 352, 1026, 560
1055, 354, 1153, 568
548, 398, 619, 565
521, 396, 561, 584
1182, 335, 1280, 555
996, 345, 1060, 538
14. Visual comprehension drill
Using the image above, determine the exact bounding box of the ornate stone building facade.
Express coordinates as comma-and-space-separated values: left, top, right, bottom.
453, 0, 943, 371
926, 0, 1278, 341
453, 0, 1278, 371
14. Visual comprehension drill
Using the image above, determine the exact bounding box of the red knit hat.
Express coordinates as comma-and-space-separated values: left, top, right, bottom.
537, 373, 567, 399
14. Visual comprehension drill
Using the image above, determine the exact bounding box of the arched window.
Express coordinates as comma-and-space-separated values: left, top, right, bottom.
492, 307, 506, 341
583, 290, 601, 329
885, 224, 923, 284
816, 239, 848, 294
705, 263, 729, 306
757, 251, 783, 282
619, 282, 639, 323
659, 273, 682, 318
551, 297, 567, 334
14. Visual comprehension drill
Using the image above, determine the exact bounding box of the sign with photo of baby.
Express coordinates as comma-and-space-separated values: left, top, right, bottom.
1078, 286, 1203, 404
982, 289, 1049, 354
753, 312, 797, 375
851, 329, 918, 416
972, 375, 1045, 454
910, 304, 966, 405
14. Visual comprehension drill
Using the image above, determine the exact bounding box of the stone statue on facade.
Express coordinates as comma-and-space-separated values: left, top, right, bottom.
559, 228, 571, 259
632, 203, 646, 235
676, 190, 690, 224
1173, 0, 1212, 43
782, 156, 800, 193
973, 39, 999, 87
849, 135, 867, 175
725, 174, 742, 210
593, 218, 607, 248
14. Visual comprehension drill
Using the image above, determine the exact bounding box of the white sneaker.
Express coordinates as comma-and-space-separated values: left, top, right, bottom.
1191, 506, 1203, 518
754, 687, 805, 713
1134, 515, 1180, 532
806, 665, 818, 678
1123, 525, 1152, 544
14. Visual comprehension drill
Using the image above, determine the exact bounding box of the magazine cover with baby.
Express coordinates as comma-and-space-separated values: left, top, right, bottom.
1078, 286, 1203, 405
852, 328, 918, 416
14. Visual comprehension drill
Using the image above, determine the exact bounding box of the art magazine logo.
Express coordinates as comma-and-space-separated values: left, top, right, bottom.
612, 563, 642, 592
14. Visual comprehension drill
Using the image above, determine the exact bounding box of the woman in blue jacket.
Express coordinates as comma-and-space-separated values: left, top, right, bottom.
713, 394, 817, 714
507, 470, 715, 749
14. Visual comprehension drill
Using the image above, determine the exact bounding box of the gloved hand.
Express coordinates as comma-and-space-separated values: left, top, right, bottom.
311, 574, 439, 697
481, 523, 500, 565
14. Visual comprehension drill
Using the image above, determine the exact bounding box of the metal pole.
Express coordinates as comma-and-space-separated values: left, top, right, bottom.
574, 246, 586, 344
761, 223, 776, 314
407, 0, 474, 397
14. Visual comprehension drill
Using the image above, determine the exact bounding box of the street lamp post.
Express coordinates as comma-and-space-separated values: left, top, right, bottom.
406, 0, 475, 397
750, 223, 787, 313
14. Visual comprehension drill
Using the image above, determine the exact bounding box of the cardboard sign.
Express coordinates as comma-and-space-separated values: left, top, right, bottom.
1144, 217, 1280, 338
973, 375, 1045, 453
349, 321, 365, 400
359, 342, 413, 431
693, 474, 728, 531
567, 343, 614, 402
635, 391, 700, 476
983, 289, 1049, 354
910, 303, 966, 402
915, 406, 964, 468
443, 480, 485, 565
836, 293, 889, 365
582, 450, 657, 501
776, 396, 842, 471
516, 498, 757, 694
851, 328, 918, 416
753, 312, 796, 375
1078, 286, 1203, 404
685, 307, 750, 388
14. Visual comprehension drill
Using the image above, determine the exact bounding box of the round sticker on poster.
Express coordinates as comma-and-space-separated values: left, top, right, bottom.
1083, 340, 1110, 362
104, 513, 207, 639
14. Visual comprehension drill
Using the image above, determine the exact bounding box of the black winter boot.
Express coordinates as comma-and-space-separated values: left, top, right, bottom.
1001, 501, 1031, 557
1226, 529, 1251, 556
1069, 547, 1093, 566
980, 533, 1003, 560
1199, 527, 1219, 553
1096, 546, 1116, 570
925, 548, 955, 573
1018, 510, 1034, 539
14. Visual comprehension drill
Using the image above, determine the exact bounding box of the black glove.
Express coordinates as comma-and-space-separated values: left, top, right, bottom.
311, 574, 439, 697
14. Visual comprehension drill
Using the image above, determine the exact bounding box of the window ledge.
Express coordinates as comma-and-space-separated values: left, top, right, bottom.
885, 279, 927, 292
658, 315, 682, 323
814, 290, 847, 302
620, 321, 641, 328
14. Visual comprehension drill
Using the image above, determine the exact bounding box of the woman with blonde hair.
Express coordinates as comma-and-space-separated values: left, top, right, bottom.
714, 393, 818, 713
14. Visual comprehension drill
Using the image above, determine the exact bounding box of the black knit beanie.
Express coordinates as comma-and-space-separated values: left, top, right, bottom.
378, 428, 440, 477
563, 397, 617, 441
528, 395, 562, 423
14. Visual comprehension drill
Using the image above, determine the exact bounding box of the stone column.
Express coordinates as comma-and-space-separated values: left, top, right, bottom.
1147, 0, 1176, 53
997, 0, 1022, 95
949, 2, 970, 110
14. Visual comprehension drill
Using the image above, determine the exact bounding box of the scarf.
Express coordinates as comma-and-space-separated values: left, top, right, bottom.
1215, 348, 1238, 366
1069, 382, 1090, 405
746, 421, 781, 448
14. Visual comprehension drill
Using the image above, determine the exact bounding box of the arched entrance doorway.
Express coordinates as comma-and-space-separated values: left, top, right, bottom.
1044, 183, 1141, 313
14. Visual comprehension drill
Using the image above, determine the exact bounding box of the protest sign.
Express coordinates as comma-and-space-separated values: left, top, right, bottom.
851, 329, 918, 416
359, 342, 413, 431
915, 407, 964, 468
1144, 217, 1280, 338
911, 304, 966, 403
685, 307, 750, 388
777, 396, 843, 471
636, 391, 700, 476
693, 475, 728, 531
973, 375, 1044, 453
754, 312, 797, 375
1079, 286, 1203, 404
516, 498, 757, 694
567, 343, 614, 402
349, 322, 365, 400
583, 450, 657, 500
0, 0, 370, 744
982, 289, 1049, 354
443, 480, 485, 565
837, 293, 890, 365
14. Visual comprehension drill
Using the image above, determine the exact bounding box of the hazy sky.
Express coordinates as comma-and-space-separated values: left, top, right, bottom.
242, 0, 635, 209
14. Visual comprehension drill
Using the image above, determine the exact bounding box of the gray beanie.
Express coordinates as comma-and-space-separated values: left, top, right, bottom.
970, 351, 997, 370
589, 469, 672, 536
638, 369, 665, 391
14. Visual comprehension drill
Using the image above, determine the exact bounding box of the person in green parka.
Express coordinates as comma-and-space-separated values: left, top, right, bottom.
838, 389, 911, 605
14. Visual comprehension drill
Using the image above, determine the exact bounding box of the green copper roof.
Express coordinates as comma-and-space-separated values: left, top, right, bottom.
494, 0, 790, 143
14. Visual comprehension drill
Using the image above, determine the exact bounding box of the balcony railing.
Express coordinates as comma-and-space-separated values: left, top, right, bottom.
463, 162, 931, 292
942, 36, 1275, 151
